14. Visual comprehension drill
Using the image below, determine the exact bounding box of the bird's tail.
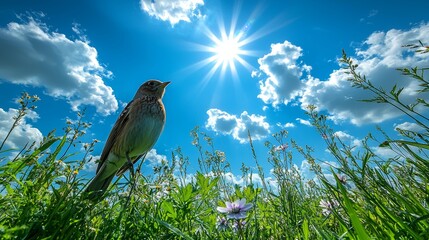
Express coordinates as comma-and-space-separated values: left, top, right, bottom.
83, 173, 115, 201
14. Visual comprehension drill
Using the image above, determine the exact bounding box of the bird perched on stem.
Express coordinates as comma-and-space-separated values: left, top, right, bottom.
84, 79, 170, 200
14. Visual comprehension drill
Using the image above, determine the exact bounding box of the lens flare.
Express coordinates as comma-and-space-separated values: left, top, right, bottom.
182, 2, 288, 88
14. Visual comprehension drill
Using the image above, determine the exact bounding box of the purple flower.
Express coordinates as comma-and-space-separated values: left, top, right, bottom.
217, 198, 253, 219
337, 174, 347, 184
216, 216, 228, 231
232, 220, 246, 232
319, 199, 339, 216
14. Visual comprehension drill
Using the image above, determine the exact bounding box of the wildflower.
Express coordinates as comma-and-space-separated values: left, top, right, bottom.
232, 220, 246, 232
319, 199, 339, 216
151, 181, 172, 200
274, 143, 289, 151
155, 191, 168, 200
73, 170, 79, 175
215, 150, 226, 162
83, 143, 90, 150
337, 174, 347, 184
216, 216, 228, 231
119, 191, 130, 197
217, 198, 253, 219
57, 160, 67, 169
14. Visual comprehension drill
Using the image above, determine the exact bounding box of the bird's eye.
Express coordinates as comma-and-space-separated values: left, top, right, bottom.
148, 81, 155, 86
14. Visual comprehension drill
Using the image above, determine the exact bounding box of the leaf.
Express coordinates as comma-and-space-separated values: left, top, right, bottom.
379, 141, 390, 148
8, 136, 60, 174
152, 217, 193, 240
51, 135, 68, 160
361, 151, 372, 180
381, 140, 429, 150
161, 201, 176, 219
334, 173, 371, 239
180, 183, 194, 202
302, 218, 309, 240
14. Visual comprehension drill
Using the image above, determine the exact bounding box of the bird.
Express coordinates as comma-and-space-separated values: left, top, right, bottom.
84, 79, 170, 200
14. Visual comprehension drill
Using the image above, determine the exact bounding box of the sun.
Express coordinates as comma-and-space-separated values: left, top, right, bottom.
197, 26, 253, 83
203, 31, 250, 81
183, 3, 285, 86
213, 35, 241, 65
183, 14, 257, 84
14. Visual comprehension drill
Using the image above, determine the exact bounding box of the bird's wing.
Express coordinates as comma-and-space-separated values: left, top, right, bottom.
96, 99, 134, 173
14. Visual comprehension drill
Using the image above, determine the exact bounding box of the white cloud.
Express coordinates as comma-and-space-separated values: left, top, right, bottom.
255, 40, 311, 107
300, 23, 429, 125
394, 121, 425, 133
333, 131, 362, 147
222, 172, 245, 185
296, 118, 312, 127
371, 146, 398, 159
0, 108, 43, 150
299, 160, 315, 180
206, 108, 270, 143
145, 148, 168, 165
254, 24, 429, 125
203, 171, 278, 189
276, 122, 295, 128
83, 154, 100, 172
140, 0, 204, 26
83, 149, 166, 172
0, 18, 118, 116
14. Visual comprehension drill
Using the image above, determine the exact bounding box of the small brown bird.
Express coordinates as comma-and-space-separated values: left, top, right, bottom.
84, 79, 170, 199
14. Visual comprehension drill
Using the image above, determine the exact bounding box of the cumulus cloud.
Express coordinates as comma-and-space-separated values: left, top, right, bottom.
83, 149, 166, 173
0, 108, 43, 150
145, 148, 168, 165
83, 154, 100, 172
394, 121, 425, 133
206, 108, 270, 143
371, 146, 398, 159
254, 24, 429, 125
202, 171, 277, 189
140, 0, 204, 26
225, 172, 278, 189
256, 40, 311, 107
296, 118, 312, 127
0, 18, 118, 116
333, 131, 362, 147
302, 24, 429, 125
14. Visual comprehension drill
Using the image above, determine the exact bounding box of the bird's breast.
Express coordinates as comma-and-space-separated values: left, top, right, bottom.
119, 99, 166, 157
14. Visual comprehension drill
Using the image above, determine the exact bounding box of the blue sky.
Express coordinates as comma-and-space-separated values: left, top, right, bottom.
1, 0, 429, 185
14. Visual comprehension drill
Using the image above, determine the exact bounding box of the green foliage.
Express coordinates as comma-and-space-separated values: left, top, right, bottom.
1, 43, 429, 239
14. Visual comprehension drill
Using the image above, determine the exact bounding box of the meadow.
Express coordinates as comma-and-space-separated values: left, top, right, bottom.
1, 46, 428, 239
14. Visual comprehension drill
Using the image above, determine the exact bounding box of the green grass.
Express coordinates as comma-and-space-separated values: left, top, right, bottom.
1, 45, 429, 239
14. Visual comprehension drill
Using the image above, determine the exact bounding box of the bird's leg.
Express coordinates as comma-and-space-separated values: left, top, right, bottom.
124, 152, 136, 212
126, 152, 135, 179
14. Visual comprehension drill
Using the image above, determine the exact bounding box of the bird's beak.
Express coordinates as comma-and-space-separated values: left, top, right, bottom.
160, 81, 171, 89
